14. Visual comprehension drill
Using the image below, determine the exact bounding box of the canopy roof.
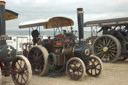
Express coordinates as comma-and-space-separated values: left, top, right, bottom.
84, 17, 128, 27
5, 9, 18, 20
19, 16, 74, 29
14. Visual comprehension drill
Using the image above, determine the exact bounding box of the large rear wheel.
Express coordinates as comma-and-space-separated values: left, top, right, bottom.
93, 35, 121, 63
27, 45, 49, 76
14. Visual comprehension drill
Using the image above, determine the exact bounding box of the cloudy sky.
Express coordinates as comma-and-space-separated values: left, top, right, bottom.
4, 0, 128, 30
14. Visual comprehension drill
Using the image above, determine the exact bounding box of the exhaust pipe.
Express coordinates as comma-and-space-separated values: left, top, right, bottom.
77, 8, 84, 42
0, 1, 6, 45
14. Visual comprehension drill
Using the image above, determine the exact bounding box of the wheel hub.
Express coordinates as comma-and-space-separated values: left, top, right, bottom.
72, 67, 77, 72
18, 69, 24, 74
91, 65, 96, 69
103, 47, 108, 52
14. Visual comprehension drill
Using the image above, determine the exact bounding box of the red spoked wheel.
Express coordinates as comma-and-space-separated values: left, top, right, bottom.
66, 57, 86, 80
11, 55, 32, 85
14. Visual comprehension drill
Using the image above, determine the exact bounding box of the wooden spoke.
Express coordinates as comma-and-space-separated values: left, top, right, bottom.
99, 40, 104, 45
97, 51, 104, 55
105, 37, 108, 45
108, 44, 116, 48
107, 39, 111, 46
97, 48, 103, 51
101, 53, 106, 60
98, 52, 104, 58
109, 50, 117, 53
98, 43, 103, 47
96, 46, 102, 48
110, 52, 116, 57
108, 54, 114, 60
109, 40, 113, 46
103, 39, 106, 45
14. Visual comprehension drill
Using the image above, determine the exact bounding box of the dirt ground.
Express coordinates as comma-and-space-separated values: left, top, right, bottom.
2, 60, 128, 85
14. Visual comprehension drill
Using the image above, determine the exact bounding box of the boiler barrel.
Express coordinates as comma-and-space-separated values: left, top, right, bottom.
74, 43, 90, 59
0, 45, 16, 62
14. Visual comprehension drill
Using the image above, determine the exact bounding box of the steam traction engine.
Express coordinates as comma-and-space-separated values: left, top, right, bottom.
19, 8, 102, 80
84, 16, 128, 63
0, 1, 32, 85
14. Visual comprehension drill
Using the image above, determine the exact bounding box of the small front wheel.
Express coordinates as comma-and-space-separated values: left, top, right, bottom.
66, 57, 86, 80
86, 55, 102, 77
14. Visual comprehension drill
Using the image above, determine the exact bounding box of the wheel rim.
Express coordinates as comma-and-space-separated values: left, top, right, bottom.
28, 47, 44, 75
11, 57, 29, 85
66, 57, 85, 80
93, 35, 120, 62
86, 56, 102, 77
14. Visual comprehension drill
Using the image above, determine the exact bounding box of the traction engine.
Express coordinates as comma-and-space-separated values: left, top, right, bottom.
27, 8, 103, 80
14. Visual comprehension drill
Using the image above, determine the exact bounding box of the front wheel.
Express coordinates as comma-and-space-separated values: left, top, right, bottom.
86, 56, 102, 77
11, 55, 32, 85
66, 57, 86, 80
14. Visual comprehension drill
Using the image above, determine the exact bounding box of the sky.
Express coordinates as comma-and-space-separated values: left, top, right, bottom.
3, 0, 128, 31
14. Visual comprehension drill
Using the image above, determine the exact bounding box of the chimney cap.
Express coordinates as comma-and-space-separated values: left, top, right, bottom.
77, 8, 83, 11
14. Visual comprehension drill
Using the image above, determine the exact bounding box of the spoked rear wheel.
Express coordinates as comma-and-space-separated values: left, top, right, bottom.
86, 56, 102, 77
11, 55, 32, 85
93, 35, 121, 63
66, 57, 85, 80
27, 45, 49, 76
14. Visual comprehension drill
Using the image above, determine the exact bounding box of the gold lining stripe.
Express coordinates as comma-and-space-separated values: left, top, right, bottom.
77, 11, 84, 13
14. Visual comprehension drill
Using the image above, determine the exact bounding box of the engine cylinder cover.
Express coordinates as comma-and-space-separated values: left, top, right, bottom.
0, 45, 16, 62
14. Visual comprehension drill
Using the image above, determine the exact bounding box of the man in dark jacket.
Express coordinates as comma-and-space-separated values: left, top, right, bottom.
31, 29, 40, 45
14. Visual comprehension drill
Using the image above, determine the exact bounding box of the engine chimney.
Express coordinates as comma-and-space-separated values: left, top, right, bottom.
77, 8, 84, 42
0, 1, 6, 45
